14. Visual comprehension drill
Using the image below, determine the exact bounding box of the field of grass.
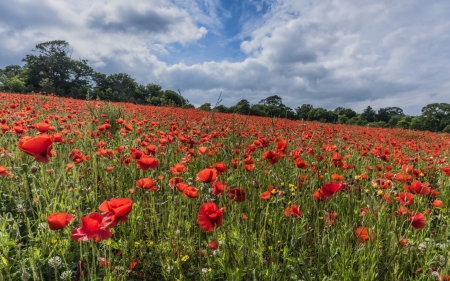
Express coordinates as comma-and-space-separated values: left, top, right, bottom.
1, 92, 450, 280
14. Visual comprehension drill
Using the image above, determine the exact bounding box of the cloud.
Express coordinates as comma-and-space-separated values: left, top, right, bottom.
1, 0, 449, 115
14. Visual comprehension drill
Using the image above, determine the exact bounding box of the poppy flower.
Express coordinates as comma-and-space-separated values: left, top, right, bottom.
294, 157, 308, 169
99, 198, 133, 229
404, 180, 430, 196
183, 186, 198, 198
409, 212, 426, 230
354, 227, 376, 244
169, 177, 183, 188
18, 135, 55, 163
229, 188, 246, 202
70, 212, 113, 242
46, 212, 74, 230
136, 156, 159, 170
395, 192, 414, 205
212, 181, 228, 196
372, 178, 393, 189
196, 168, 217, 183
442, 166, 450, 176
432, 200, 443, 208
214, 162, 227, 173
0, 166, 11, 176
175, 182, 190, 192
34, 122, 55, 133
197, 202, 224, 232
284, 205, 302, 217
325, 211, 337, 226
170, 163, 187, 174
208, 240, 219, 250
313, 190, 325, 201
136, 178, 158, 191
320, 182, 344, 198
261, 191, 271, 200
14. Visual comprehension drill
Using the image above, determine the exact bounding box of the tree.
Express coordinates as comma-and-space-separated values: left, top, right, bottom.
420, 103, 450, 132
295, 104, 313, 120
361, 106, 377, 122
231, 99, 251, 114
259, 95, 283, 107
198, 103, 212, 111
377, 107, 404, 123
22, 40, 94, 96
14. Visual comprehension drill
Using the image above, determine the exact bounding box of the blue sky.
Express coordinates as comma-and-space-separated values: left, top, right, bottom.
1, 0, 450, 115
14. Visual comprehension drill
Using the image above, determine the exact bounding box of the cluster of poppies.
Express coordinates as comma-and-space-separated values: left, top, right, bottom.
47, 198, 133, 242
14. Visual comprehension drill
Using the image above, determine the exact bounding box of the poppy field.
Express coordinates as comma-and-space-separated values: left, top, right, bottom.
2, 92, 450, 281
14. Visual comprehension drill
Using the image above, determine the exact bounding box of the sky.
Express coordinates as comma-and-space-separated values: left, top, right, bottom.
1, 0, 450, 115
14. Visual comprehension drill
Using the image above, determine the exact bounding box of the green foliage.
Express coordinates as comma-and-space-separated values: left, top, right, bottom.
198, 103, 212, 111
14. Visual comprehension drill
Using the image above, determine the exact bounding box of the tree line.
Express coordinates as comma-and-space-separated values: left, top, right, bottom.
1, 40, 450, 133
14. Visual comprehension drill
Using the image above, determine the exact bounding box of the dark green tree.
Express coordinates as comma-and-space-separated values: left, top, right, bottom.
295, 104, 314, 120
361, 106, 377, 122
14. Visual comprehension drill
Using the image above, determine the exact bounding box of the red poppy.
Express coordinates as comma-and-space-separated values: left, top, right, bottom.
136, 155, 159, 170
354, 227, 376, 244
229, 188, 246, 202
214, 162, 227, 173
70, 212, 112, 242
294, 157, 309, 169
18, 135, 55, 163
409, 212, 426, 230
372, 178, 393, 189
208, 240, 219, 250
442, 166, 450, 176
169, 177, 183, 188
170, 163, 187, 174
0, 166, 11, 176
136, 178, 158, 191
395, 192, 414, 205
325, 211, 337, 226
46, 212, 74, 230
99, 198, 133, 229
432, 200, 443, 208
196, 168, 217, 183
212, 181, 228, 196
404, 180, 430, 196
261, 191, 271, 200
284, 205, 302, 217
320, 182, 344, 198
129, 258, 139, 270
183, 186, 198, 198
197, 202, 224, 232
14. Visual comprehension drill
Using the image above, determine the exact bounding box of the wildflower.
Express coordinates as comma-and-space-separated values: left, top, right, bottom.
212, 181, 228, 196
261, 191, 271, 200
229, 188, 246, 202
98, 198, 133, 229
284, 205, 303, 217
196, 168, 217, 183
197, 202, 224, 232
18, 135, 55, 163
432, 200, 443, 208
60, 271, 73, 280
70, 212, 112, 242
46, 212, 74, 230
320, 182, 344, 198
395, 192, 414, 205
0, 166, 11, 176
136, 178, 158, 191
209, 240, 219, 250
409, 212, 426, 230
136, 155, 159, 170
48, 256, 62, 268
354, 227, 376, 244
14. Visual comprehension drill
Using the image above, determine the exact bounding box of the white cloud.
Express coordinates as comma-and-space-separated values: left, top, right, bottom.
1, 0, 449, 115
